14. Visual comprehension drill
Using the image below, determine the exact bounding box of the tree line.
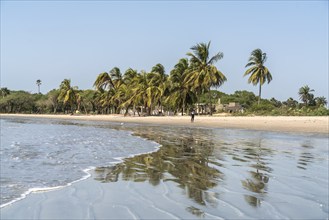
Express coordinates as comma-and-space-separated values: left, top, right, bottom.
0, 42, 327, 116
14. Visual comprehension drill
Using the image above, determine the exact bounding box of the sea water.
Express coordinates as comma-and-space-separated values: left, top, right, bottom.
0, 117, 328, 219
0, 117, 158, 207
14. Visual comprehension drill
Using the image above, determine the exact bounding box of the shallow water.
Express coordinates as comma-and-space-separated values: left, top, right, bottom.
1, 117, 328, 219
0, 117, 158, 206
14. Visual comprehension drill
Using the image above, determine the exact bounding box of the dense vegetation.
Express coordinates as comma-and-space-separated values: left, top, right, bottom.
1, 87, 327, 116
0, 42, 328, 116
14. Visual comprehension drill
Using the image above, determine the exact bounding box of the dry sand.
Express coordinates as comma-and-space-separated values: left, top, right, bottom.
1, 114, 328, 134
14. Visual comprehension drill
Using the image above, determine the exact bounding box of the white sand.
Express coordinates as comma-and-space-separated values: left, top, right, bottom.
1, 114, 328, 134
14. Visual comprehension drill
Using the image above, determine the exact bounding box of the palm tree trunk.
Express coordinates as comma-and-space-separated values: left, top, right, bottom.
258, 83, 262, 105
208, 88, 212, 115
182, 97, 184, 116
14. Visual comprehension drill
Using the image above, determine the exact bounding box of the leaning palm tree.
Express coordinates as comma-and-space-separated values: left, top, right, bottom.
186, 41, 227, 115
298, 85, 314, 106
244, 49, 272, 105
94, 72, 115, 91
58, 79, 78, 113
36, 79, 42, 94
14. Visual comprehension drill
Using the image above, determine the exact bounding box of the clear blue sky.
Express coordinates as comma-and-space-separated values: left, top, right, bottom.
1, 1, 328, 102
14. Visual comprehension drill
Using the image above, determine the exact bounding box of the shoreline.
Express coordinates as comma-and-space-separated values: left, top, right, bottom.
1, 113, 328, 134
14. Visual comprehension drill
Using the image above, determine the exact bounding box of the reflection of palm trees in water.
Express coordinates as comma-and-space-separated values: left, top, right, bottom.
94, 127, 223, 208
241, 138, 272, 207
297, 141, 314, 170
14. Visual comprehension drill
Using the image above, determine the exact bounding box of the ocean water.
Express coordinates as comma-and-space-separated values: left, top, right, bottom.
0, 117, 159, 207
1, 117, 328, 219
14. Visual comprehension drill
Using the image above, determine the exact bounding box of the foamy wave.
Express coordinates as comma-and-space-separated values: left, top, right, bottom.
1, 143, 162, 209
0, 167, 94, 209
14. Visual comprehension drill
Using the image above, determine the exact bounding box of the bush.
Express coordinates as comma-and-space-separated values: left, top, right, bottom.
249, 102, 275, 115
307, 107, 329, 116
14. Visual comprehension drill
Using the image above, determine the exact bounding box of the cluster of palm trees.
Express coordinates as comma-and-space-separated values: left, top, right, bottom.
89, 42, 228, 115
298, 85, 327, 107
57, 42, 272, 115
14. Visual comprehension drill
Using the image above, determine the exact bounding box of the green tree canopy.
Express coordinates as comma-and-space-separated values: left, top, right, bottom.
244, 49, 272, 105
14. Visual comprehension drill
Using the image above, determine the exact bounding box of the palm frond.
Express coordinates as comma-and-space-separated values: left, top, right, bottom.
208, 52, 223, 65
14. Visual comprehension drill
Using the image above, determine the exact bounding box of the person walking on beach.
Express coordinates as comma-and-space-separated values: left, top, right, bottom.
191, 109, 195, 122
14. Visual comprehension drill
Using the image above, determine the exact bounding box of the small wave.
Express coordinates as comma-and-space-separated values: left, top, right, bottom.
0, 167, 94, 209
1, 143, 162, 209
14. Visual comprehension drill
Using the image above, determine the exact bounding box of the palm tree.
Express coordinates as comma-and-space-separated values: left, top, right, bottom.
93, 71, 116, 113
93, 72, 115, 91
130, 71, 151, 115
110, 67, 123, 89
58, 79, 78, 113
186, 41, 227, 115
94, 67, 125, 114
123, 68, 138, 85
298, 85, 314, 106
36, 79, 42, 94
0, 87, 10, 98
169, 58, 196, 115
283, 97, 298, 108
120, 68, 140, 115
244, 49, 272, 105
315, 96, 327, 107
148, 64, 169, 114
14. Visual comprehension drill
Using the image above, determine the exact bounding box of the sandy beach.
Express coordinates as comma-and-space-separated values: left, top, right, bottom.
1, 114, 328, 134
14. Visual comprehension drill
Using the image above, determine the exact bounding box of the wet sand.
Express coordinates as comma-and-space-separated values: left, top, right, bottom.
1, 114, 328, 134
2, 173, 225, 220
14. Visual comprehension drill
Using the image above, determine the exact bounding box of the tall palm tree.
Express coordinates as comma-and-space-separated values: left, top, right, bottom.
186, 41, 227, 115
244, 49, 272, 105
36, 79, 42, 94
298, 85, 314, 106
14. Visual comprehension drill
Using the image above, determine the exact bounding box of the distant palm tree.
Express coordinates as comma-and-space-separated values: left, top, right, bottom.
315, 96, 327, 107
244, 49, 272, 105
284, 97, 298, 108
36, 79, 42, 94
186, 41, 227, 115
0, 87, 10, 98
298, 85, 314, 106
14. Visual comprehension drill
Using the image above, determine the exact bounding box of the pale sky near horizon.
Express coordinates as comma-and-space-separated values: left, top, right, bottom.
1, 1, 328, 102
